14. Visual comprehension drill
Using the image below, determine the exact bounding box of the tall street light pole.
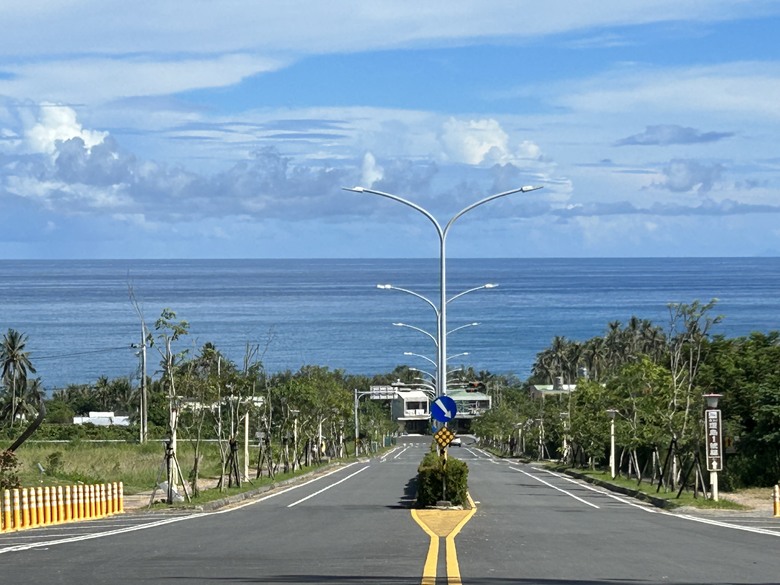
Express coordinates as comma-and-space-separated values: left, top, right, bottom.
346, 185, 542, 397
376, 280, 502, 396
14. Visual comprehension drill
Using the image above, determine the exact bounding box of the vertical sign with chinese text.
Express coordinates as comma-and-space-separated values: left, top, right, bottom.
705, 409, 723, 471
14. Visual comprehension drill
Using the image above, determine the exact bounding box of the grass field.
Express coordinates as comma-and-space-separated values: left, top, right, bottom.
6, 441, 237, 495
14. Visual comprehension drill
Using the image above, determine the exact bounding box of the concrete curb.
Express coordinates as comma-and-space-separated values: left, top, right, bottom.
126, 462, 348, 513
563, 468, 675, 509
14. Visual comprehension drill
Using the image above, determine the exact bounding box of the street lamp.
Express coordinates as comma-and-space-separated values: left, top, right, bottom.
607, 409, 618, 479
404, 351, 437, 368
409, 367, 436, 381
404, 351, 469, 368
381, 282, 492, 394
393, 321, 480, 347
348, 184, 543, 397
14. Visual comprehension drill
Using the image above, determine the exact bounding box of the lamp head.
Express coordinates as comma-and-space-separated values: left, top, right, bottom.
703, 393, 722, 409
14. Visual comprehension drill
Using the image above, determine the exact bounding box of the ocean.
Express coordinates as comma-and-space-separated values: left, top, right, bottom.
1, 257, 780, 391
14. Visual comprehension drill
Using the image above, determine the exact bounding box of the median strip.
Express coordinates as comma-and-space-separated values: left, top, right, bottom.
411, 494, 476, 584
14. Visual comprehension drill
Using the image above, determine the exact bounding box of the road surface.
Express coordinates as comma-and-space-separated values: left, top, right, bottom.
1, 438, 778, 584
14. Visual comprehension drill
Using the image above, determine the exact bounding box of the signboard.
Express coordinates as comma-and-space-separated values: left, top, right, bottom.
705, 409, 723, 471
434, 427, 456, 448
369, 385, 397, 400
431, 396, 457, 423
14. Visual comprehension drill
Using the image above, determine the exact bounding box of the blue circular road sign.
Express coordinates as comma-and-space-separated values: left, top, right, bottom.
431, 396, 457, 423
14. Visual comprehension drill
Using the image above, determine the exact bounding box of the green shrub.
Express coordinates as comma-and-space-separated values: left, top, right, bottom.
45, 451, 64, 476
416, 450, 469, 507
0, 450, 21, 490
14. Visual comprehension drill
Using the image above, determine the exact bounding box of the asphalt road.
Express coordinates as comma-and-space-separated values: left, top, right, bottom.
1, 438, 779, 584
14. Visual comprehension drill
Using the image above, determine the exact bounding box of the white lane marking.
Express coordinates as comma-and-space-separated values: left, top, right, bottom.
393, 446, 410, 460
0, 463, 360, 554
535, 468, 780, 537
509, 466, 600, 509
287, 465, 370, 508
674, 514, 780, 537
466, 447, 496, 460
380, 447, 400, 462
0, 515, 195, 554
537, 468, 660, 512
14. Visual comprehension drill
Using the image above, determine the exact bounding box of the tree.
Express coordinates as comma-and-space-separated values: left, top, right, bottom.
1, 329, 37, 427
147, 309, 190, 503
666, 299, 722, 451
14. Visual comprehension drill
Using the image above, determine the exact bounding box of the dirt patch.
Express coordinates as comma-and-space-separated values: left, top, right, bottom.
720, 487, 776, 512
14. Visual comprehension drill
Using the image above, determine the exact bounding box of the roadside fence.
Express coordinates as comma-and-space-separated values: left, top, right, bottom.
1, 482, 123, 532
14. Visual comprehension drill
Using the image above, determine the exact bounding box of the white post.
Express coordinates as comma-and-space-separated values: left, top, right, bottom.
354, 388, 359, 457
607, 409, 618, 480
243, 412, 249, 482
610, 417, 616, 479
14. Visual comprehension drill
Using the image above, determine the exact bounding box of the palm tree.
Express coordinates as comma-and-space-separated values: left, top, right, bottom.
1, 329, 37, 427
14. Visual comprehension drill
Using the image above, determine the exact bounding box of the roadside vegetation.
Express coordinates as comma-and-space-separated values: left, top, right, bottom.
473, 300, 780, 500
1, 298, 779, 507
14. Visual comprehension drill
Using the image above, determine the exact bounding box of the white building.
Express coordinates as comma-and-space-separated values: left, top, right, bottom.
73, 411, 130, 426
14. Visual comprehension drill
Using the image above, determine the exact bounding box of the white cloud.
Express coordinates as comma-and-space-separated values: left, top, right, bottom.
2, 1, 773, 58
658, 159, 723, 193
439, 117, 543, 166
440, 118, 508, 165
0, 54, 284, 105
557, 63, 780, 119
25, 104, 107, 155
360, 152, 384, 186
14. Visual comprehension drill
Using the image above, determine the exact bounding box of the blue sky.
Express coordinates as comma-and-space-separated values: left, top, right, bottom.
2, 1, 780, 259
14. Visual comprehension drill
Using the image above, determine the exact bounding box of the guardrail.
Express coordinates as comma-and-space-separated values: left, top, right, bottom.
1, 482, 123, 532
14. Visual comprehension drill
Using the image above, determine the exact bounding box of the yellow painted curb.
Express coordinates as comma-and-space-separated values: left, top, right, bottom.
411, 494, 477, 585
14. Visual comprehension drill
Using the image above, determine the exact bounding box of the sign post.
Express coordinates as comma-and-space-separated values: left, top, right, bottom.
430, 396, 457, 503
703, 394, 723, 501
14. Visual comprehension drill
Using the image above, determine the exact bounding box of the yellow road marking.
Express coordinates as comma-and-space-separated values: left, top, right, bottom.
411, 510, 439, 585
411, 494, 477, 585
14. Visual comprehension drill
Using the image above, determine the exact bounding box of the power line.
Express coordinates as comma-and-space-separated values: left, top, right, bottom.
32, 346, 131, 361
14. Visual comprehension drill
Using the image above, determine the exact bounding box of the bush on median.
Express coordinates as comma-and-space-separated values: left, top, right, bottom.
416, 450, 469, 507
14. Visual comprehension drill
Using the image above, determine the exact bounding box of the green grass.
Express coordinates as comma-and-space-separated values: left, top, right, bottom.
9, 442, 240, 494
571, 468, 748, 510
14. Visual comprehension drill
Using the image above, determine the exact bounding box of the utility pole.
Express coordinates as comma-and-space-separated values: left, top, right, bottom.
131, 329, 148, 444
140, 327, 148, 444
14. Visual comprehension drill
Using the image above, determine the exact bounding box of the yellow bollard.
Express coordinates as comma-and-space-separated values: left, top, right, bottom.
12, 489, 21, 530
64, 486, 72, 522
37, 487, 44, 526
56, 486, 64, 524
773, 484, 779, 518
101, 483, 107, 517
107, 483, 114, 515
44, 486, 52, 525
89, 484, 96, 518
29, 489, 39, 528
2, 489, 10, 532
22, 488, 31, 528
118, 482, 124, 513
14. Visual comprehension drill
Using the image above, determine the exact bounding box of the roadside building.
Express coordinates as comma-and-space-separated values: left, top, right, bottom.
73, 411, 130, 426
391, 389, 430, 434
448, 388, 491, 433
